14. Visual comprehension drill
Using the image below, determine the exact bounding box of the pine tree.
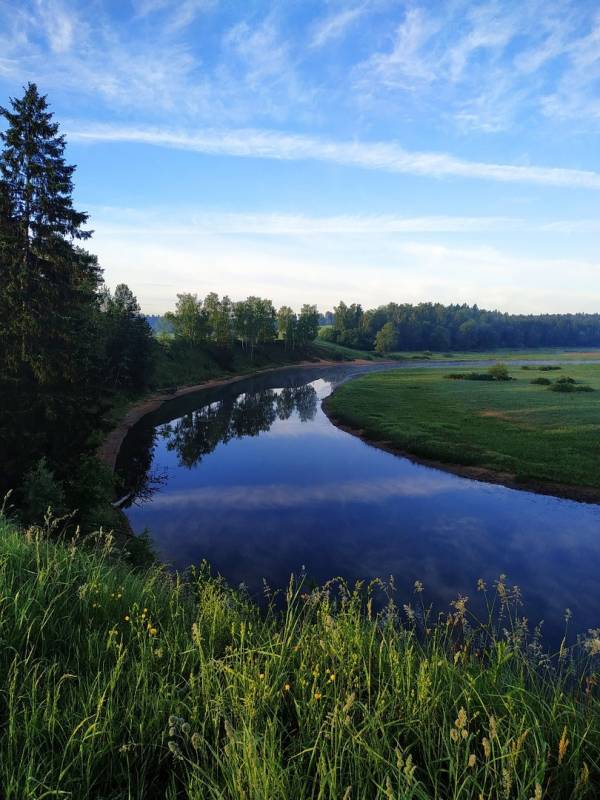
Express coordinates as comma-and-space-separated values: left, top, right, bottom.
0, 82, 97, 377
0, 84, 103, 501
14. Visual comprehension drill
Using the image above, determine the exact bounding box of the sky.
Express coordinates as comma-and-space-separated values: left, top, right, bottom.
1, 0, 600, 314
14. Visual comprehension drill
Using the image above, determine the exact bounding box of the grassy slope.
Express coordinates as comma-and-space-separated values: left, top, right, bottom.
325, 364, 600, 491
1, 515, 599, 799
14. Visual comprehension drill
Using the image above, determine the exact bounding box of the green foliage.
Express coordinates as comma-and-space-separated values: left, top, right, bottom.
487, 363, 511, 381
203, 292, 234, 348
0, 84, 104, 509
324, 298, 600, 353
531, 377, 552, 385
296, 304, 320, 346
234, 297, 277, 359
99, 284, 154, 391
374, 321, 397, 353
164, 293, 208, 346
21, 458, 66, 523
445, 364, 512, 382
0, 517, 598, 799
445, 372, 496, 381
277, 305, 297, 349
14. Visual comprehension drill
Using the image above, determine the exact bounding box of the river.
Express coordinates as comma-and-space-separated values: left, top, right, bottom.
116, 363, 600, 644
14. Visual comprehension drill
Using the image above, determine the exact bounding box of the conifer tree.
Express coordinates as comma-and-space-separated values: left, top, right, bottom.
0, 84, 102, 500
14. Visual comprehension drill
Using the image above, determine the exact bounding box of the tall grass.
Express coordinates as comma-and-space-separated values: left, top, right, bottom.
0, 515, 598, 798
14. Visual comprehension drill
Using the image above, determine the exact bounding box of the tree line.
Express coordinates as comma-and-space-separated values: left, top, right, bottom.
163, 293, 319, 358
319, 301, 600, 353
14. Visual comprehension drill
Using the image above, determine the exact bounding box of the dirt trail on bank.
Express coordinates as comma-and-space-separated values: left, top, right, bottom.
98, 359, 378, 472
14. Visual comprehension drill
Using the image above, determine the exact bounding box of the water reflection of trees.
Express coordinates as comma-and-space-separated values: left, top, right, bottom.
160, 384, 318, 469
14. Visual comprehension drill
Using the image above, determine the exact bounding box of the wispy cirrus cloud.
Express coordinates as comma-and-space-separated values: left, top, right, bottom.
83, 207, 600, 237
310, 4, 368, 48
68, 123, 600, 189
353, 1, 598, 131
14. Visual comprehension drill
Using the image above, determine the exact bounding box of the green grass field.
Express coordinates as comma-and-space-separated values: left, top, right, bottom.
316, 338, 600, 364
1, 514, 599, 799
325, 363, 600, 493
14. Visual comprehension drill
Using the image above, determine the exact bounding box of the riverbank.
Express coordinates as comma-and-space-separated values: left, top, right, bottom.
1, 513, 598, 798
99, 357, 378, 471
324, 364, 600, 504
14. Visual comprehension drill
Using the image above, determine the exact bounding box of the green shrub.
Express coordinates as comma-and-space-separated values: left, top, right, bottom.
21, 458, 66, 523
575, 384, 595, 392
549, 382, 575, 392
488, 363, 511, 381
556, 376, 576, 384
445, 372, 495, 381
539, 365, 562, 371
531, 377, 552, 385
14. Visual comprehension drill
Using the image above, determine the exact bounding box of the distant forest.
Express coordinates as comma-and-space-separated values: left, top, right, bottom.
317, 302, 600, 353
150, 302, 600, 355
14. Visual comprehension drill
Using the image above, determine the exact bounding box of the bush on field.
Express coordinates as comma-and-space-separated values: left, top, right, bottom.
488, 363, 511, 381
539, 365, 562, 371
445, 372, 494, 381
556, 376, 576, 384
549, 382, 575, 393
445, 363, 511, 382
531, 377, 552, 385
575, 384, 595, 392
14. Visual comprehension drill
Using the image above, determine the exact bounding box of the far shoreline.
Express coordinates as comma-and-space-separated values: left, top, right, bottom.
322, 393, 600, 506
98, 357, 386, 473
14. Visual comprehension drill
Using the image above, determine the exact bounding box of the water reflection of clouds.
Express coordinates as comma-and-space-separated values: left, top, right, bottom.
120, 363, 600, 645
147, 474, 479, 511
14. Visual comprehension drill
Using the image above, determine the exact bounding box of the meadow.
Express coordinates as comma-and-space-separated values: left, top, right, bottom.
325, 363, 600, 497
316, 338, 600, 365
1, 513, 599, 799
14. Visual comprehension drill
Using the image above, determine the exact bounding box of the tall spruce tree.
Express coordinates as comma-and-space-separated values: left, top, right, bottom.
0, 84, 102, 501
0, 83, 98, 378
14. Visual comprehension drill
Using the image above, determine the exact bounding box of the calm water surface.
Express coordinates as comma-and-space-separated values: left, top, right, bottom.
117, 364, 600, 642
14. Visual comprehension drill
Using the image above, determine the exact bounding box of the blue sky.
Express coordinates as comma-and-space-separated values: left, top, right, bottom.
1, 0, 600, 314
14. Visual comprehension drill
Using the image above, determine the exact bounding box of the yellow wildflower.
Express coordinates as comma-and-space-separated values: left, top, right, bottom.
455, 707, 467, 730
468, 753, 476, 768
314, 691, 322, 700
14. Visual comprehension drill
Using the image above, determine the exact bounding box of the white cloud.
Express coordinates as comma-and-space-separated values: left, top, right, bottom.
310, 5, 367, 48
68, 123, 600, 189
357, 7, 439, 88
88, 205, 600, 315
35, 0, 75, 53
85, 207, 600, 237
